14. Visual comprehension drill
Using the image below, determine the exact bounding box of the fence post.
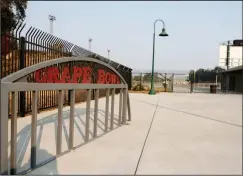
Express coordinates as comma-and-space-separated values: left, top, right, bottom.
129, 70, 132, 90
172, 74, 174, 92
165, 73, 167, 92
189, 70, 194, 93
19, 37, 26, 117
68, 52, 72, 105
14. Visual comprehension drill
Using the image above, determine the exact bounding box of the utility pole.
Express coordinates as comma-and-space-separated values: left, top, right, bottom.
88, 38, 92, 51
48, 15, 56, 35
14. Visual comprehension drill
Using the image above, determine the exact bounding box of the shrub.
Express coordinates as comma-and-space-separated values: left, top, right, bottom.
132, 84, 145, 91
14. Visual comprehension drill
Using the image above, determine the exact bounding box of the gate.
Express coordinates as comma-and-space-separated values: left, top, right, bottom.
0, 56, 131, 175
131, 72, 191, 93
156, 72, 190, 93
170, 73, 190, 93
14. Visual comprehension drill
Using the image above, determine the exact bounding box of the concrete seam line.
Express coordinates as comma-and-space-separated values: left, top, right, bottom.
134, 99, 242, 128
134, 98, 160, 175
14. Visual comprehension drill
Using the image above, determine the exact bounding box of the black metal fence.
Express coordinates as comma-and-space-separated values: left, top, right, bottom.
132, 70, 228, 94
1, 23, 132, 116
132, 72, 191, 93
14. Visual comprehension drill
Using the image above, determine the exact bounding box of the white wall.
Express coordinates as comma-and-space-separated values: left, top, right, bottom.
218, 45, 242, 69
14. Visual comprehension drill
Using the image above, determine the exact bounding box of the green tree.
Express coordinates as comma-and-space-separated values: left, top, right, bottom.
1, 0, 28, 34
194, 66, 225, 83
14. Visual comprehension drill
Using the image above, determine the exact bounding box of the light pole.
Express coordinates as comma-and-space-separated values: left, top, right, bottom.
107, 49, 111, 59
148, 19, 169, 95
48, 15, 56, 35
88, 38, 92, 51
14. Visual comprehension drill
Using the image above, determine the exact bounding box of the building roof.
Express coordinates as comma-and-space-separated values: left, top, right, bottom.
223, 65, 243, 73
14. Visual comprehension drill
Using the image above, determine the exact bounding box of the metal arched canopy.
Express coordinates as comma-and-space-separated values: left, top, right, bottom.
1, 56, 127, 84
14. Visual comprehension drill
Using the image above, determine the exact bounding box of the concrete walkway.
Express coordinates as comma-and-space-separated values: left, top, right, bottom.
9, 93, 242, 175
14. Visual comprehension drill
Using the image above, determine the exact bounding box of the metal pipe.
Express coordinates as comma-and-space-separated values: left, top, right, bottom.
31, 90, 38, 169
69, 90, 75, 150
105, 88, 110, 132
118, 89, 123, 125
85, 89, 91, 142
10, 91, 18, 175
110, 88, 115, 130
93, 89, 99, 137
56, 90, 64, 156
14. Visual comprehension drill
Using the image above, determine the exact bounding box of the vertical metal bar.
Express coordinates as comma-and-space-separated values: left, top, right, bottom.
10, 34, 13, 75
31, 90, 38, 169
2, 34, 7, 77
0, 87, 8, 175
85, 89, 91, 142
93, 89, 99, 138
118, 89, 123, 125
127, 93, 131, 121
68, 90, 75, 150
56, 90, 64, 156
165, 73, 167, 92
19, 37, 26, 117
104, 88, 110, 132
110, 88, 115, 130
122, 88, 128, 124
10, 91, 18, 175
172, 74, 174, 92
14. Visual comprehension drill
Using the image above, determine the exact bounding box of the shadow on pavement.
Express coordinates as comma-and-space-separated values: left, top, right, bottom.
8, 107, 120, 174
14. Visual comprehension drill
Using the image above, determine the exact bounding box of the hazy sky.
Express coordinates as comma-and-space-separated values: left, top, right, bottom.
23, 1, 242, 72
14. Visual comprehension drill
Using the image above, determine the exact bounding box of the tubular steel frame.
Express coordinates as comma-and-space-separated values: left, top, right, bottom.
0, 56, 131, 175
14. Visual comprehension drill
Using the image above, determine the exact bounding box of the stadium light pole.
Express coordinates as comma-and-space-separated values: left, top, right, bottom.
88, 38, 93, 51
107, 49, 111, 59
48, 15, 56, 34
149, 19, 169, 95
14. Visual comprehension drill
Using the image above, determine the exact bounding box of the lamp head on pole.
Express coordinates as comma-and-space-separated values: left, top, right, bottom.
159, 28, 169, 37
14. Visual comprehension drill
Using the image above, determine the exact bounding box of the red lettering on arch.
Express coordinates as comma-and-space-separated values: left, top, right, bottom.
110, 74, 115, 84
70, 66, 82, 83
35, 69, 47, 83
60, 66, 71, 83
33, 63, 123, 84
46, 67, 59, 83
97, 69, 105, 84
105, 72, 111, 84
82, 66, 92, 83
116, 75, 121, 84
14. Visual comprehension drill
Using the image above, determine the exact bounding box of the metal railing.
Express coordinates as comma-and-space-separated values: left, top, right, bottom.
0, 56, 131, 175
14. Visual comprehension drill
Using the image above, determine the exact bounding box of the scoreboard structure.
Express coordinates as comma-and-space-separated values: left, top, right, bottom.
218, 41, 242, 69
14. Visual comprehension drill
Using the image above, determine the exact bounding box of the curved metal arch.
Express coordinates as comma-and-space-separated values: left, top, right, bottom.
1, 56, 127, 84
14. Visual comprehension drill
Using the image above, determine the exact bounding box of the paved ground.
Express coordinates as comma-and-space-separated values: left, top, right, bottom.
8, 92, 242, 175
